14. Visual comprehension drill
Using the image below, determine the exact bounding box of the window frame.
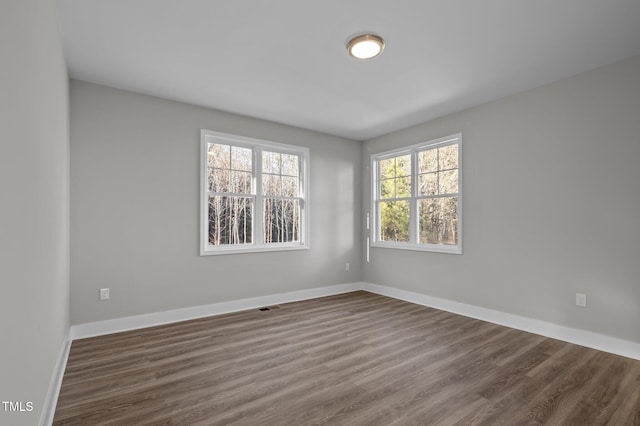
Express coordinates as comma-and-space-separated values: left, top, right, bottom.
200, 129, 310, 256
371, 133, 462, 254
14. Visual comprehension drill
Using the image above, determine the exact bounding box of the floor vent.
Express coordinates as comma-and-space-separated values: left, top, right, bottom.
258, 306, 280, 311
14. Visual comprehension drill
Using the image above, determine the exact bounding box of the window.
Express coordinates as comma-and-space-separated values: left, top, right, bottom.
371, 133, 461, 254
201, 130, 309, 255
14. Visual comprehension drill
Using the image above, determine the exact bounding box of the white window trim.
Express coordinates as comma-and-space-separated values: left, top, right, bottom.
371, 133, 462, 254
200, 129, 310, 256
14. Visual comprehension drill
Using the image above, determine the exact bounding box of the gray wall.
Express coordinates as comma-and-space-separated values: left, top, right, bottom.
70, 81, 361, 324
363, 55, 640, 343
0, 0, 70, 424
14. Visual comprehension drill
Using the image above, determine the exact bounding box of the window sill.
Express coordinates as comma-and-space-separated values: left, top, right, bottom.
200, 244, 309, 256
371, 241, 461, 255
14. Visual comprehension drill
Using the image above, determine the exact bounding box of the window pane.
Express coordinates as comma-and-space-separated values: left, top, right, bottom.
439, 144, 458, 170
378, 158, 394, 179
380, 178, 395, 198
396, 176, 411, 198
379, 200, 410, 242
263, 151, 281, 174
230, 171, 252, 194
419, 197, 457, 245
262, 174, 281, 196
439, 169, 458, 194
209, 168, 229, 193
208, 196, 253, 245
419, 172, 437, 196
282, 176, 299, 197
419, 149, 438, 173
264, 198, 301, 243
396, 155, 411, 176
380, 177, 411, 199
379, 155, 411, 179
208, 143, 230, 169
282, 154, 299, 176
231, 146, 252, 171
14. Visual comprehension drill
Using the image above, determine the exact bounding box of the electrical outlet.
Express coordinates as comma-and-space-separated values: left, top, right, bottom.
345, 262, 350, 272
100, 288, 110, 301
575, 293, 587, 307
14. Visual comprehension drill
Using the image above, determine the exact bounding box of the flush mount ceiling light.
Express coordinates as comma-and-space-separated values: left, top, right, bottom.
347, 34, 385, 60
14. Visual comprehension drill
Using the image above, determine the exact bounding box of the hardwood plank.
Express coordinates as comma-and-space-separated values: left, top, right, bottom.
53, 291, 640, 425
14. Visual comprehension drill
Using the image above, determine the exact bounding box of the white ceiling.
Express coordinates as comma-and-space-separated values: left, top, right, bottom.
56, 0, 640, 141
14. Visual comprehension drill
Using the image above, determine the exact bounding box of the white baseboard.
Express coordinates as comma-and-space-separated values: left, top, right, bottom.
40, 331, 71, 426
68, 280, 640, 361
70, 282, 364, 340
362, 282, 640, 361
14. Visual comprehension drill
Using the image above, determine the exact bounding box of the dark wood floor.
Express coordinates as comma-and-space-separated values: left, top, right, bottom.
54, 291, 640, 425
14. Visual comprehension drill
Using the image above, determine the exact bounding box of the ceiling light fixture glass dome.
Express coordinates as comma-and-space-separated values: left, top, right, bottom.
347, 34, 385, 60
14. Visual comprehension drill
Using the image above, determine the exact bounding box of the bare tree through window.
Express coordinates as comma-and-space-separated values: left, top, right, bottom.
207, 143, 253, 245
262, 151, 301, 243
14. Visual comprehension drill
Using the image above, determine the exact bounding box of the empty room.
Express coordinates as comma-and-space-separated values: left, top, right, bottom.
3, 0, 640, 425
